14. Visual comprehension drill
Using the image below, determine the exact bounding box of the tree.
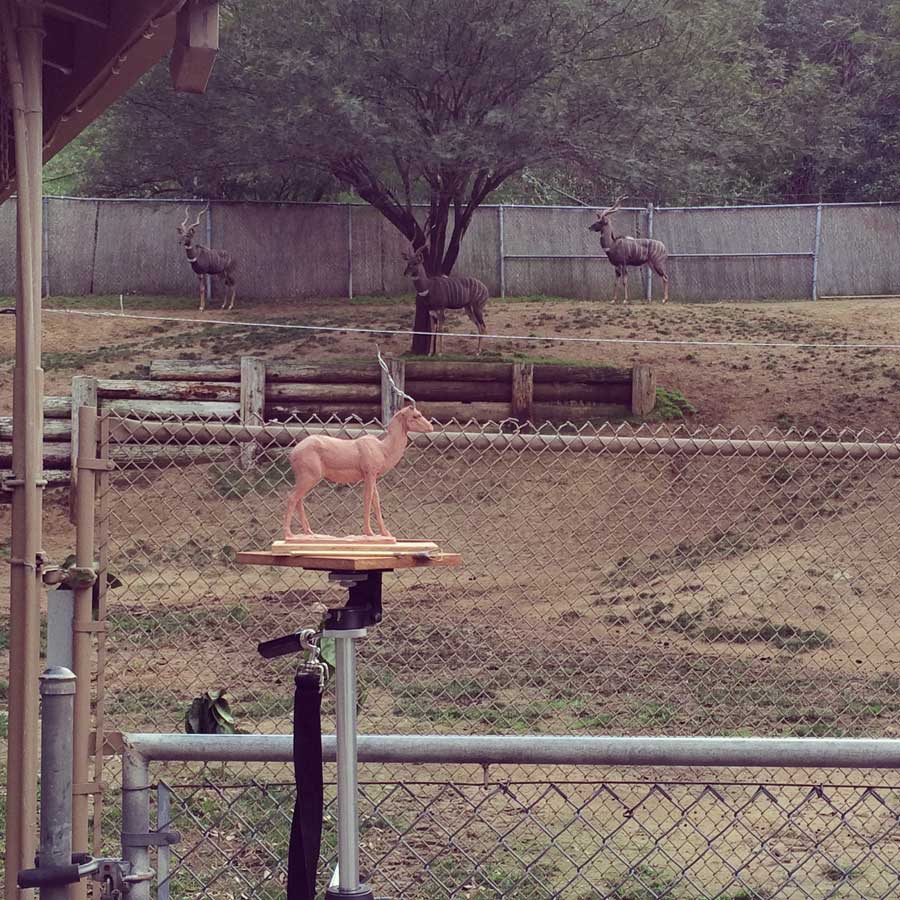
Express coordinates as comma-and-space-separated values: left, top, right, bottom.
81, 0, 765, 350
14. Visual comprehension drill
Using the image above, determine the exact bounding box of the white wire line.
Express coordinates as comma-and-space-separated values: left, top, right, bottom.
39, 305, 900, 352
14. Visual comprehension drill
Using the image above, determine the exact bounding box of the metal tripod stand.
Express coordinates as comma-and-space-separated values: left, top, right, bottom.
259, 568, 384, 900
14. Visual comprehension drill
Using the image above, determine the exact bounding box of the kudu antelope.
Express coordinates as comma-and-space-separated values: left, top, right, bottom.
176, 203, 237, 311
401, 245, 489, 355
589, 196, 669, 303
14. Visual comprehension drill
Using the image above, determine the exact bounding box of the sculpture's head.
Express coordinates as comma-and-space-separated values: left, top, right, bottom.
177, 202, 209, 246
397, 403, 434, 433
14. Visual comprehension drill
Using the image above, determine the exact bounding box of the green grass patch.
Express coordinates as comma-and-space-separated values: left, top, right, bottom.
108, 603, 251, 647
44, 294, 200, 310
651, 387, 696, 420
422, 853, 560, 900
702, 621, 832, 652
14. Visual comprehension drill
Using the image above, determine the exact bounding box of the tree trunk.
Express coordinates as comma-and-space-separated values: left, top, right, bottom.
411, 295, 432, 355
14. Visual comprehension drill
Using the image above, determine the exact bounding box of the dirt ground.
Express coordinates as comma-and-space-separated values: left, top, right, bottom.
0, 293, 899, 432
2, 294, 900, 898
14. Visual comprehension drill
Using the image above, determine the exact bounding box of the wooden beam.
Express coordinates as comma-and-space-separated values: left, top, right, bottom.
169, 0, 219, 94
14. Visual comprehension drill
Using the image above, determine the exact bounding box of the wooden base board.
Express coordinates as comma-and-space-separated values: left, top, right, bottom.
271, 539, 439, 555
237, 548, 461, 571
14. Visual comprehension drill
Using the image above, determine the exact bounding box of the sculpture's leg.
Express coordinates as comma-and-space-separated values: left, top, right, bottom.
362, 476, 376, 536
283, 491, 299, 540
198, 276, 205, 312
611, 271, 618, 304
229, 282, 236, 310
623, 270, 629, 303
662, 273, 669, 304
372, 483, 392, 537
284, 462, 321, 538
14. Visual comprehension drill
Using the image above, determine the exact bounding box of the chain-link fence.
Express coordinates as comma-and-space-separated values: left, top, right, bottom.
86, 409, 900, 893
4, 197, 900, 302
149, 764, 900, 900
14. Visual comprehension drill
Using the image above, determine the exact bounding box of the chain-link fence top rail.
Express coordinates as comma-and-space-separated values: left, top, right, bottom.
98, 411, 900, 753
154, 774, 900, 900
4, 197, 900, 301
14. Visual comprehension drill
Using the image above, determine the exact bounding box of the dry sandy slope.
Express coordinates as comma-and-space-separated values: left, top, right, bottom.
0, 294, 897, 431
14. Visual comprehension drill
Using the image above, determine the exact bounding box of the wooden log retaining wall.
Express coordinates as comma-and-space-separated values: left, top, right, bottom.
0, 357, 655, 496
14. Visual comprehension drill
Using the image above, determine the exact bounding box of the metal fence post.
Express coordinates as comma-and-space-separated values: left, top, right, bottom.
204, 199, 213, 302
156, 783, 172, 900
42, 195, 50, 298
39, 666, 77, 900
812, 201, 823, 300
121, 744, 152, 900
498, 205, 506, 299
347, 204, 353, 299
71, 404, 99, 889
645, 203, 654, 302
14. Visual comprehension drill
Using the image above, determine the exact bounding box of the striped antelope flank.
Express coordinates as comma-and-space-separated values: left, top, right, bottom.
176, 203, 238, 311
589, 196, 669, 303
401, 245, 489, 356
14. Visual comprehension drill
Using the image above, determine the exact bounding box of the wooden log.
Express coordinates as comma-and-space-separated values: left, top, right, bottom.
97, 379, 240, 402
406, 360, 634, 384
381, 358, 406, 424
532, 364, 632, 385
108, 445, 239, 466
404, 379, 513, 402
265, 383, 381, 403
71, 375, 98, 523
631, 364, 656, 417
266, 402, 382, 422
0, 442, 72, 466
0, 419, 72, 441
99, 399, 240, 419
405, 360, 514, 382
511, 363, 534, 422
404, 379, 631, 404
531, 402, 629, 423
415, 401, 513, 422
44, 396, 72, 418
150, 359, 380, 384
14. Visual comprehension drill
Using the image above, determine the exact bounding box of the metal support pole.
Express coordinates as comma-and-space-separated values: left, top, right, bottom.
71, 406, 98, 890
645, 204, 654, 302
812, 201, 823, 300
157, 783, 172, 900
334, 634, 362, 893
39, 668, 77, 900
42, 195, 49, 298
121, 745, 153, 900
204, 200, 213, 302
498, 205, 506, 299
347, 204, 353, 299
3, 3, 44, 896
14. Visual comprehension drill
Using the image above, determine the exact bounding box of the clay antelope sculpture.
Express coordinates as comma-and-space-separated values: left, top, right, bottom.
589, 196, 669, 303
402, 244, 489, 355
283, 404, 434, 541
176, 203, 238, 311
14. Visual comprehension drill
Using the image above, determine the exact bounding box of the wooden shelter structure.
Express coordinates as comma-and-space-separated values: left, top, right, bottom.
0, 2, 219, 896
